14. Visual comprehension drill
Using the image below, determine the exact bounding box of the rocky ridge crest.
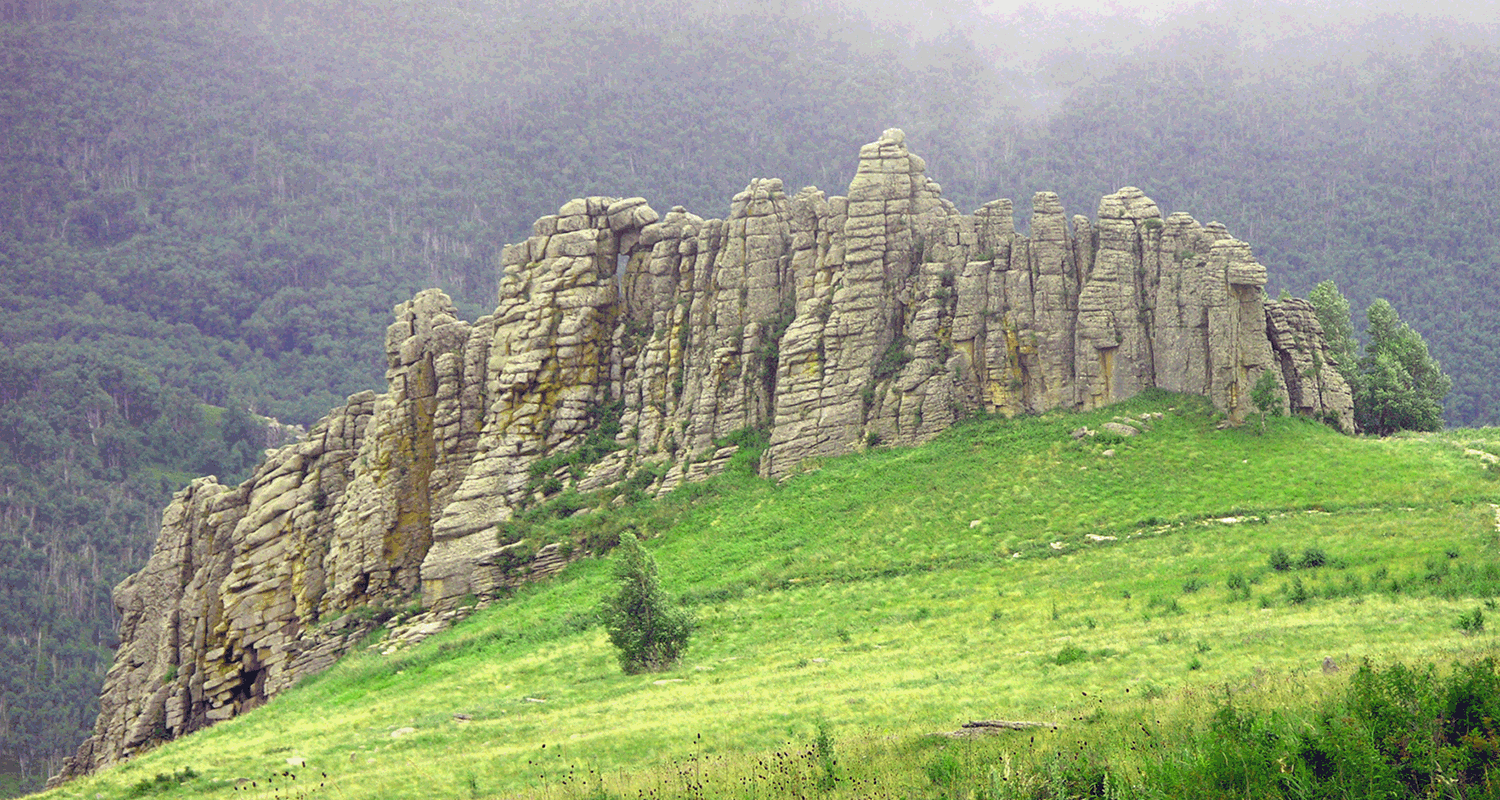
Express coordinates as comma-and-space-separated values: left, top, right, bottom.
56, 130, 1352, 782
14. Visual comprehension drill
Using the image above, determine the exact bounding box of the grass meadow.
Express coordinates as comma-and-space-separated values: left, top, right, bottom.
42, 392, 1500, 800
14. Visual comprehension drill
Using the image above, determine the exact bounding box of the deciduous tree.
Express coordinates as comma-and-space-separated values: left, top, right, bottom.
1354, 299, 1450, 435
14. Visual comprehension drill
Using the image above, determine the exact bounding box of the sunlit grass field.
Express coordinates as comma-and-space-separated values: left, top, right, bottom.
42, 392, 1500, 800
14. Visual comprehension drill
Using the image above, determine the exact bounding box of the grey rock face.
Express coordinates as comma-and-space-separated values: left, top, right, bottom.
58, 131, 1353, 784
1265, 297, 1356, 431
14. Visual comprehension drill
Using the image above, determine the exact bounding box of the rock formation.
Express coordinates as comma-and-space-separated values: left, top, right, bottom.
55, 130, 1353, 783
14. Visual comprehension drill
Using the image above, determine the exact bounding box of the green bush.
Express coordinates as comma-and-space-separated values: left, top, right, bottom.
873, 336, 913, 381
600, 533, 694, 673
1147, 595, 1183, 615
1250, 368, 1283, 426
1055, 645, 1088, 665
1288, 576, 1311, 605
1168, 658, 1500, 800
813, 723, 838, 792
1269, 547, 1293, 571
1298, 547, 1328, 569
1226, 573, 1251, 600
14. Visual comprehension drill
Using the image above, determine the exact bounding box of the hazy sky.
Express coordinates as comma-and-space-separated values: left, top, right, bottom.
977, 0, 1202, 20
855, 0, 1500, 42
974, 0, 1500, 22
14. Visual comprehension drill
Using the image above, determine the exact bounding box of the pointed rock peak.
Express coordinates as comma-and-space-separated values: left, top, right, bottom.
793, 185, 826, 203
729, 178, 788, 219
1097, 187, 1161, 221
1030, 192, 1068, 241
974, 198, 1016, 243
857, 129, 913, 168
849, 131, 927, 200
1032, 191, 1065, 215
1163, 211, 1199, 231
606, 197, 659, 233
1210, 238, 1268, 287
1209, 236, 1254, 258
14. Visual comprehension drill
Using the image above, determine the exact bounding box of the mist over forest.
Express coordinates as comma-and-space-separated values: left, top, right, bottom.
0, 0, 1496, 791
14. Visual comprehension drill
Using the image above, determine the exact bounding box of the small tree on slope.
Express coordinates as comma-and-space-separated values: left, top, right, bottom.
601, 532, 694, 673
1250, 368, 1283, 431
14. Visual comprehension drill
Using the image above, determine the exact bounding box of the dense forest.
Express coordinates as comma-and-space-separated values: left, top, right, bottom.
0, 0, 1495, 792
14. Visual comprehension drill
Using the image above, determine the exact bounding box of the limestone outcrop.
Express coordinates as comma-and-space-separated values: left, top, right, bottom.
56, 130, 1352, 783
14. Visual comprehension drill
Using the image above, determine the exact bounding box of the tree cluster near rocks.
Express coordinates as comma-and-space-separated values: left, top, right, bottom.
1309, 281, 1451, 435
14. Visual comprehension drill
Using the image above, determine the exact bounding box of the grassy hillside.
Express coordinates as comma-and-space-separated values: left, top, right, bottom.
41, 392, 1500, 799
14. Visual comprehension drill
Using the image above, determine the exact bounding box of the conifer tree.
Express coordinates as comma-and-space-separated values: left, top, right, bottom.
600, 533, 694, 674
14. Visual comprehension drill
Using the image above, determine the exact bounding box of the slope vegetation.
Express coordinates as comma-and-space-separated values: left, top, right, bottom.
41, 392, 1500, 799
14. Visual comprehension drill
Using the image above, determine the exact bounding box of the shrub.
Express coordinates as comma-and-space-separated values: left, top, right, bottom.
873, 336, 913, 381
1289, 576, 1311, 605
1055, 645, 1088, 665
1226, 573, 1250, 600
125, 767, 198, 798
600, 533, 694, 673
1250, 368, 1283, 427
1269, 547, 1293, 571
1298, 547, 1328, 569
813, 723, 838, 792
1457, 607, 1486, 635
1147, 595, 1183, 615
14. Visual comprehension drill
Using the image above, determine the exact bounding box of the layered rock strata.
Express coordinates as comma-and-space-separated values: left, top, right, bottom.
58, 130, 1352, 782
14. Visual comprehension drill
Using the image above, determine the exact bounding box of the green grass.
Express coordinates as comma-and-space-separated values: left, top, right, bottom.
41, 392, 1500, 800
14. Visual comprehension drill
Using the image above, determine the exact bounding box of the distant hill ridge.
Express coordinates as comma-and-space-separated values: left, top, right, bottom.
53, 129, 1352, 783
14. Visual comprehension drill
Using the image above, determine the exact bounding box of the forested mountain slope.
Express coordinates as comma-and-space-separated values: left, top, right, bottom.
0, 0, 1496, 792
